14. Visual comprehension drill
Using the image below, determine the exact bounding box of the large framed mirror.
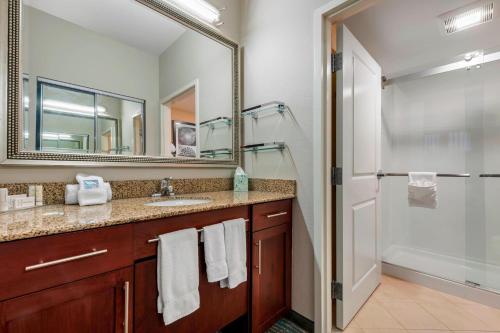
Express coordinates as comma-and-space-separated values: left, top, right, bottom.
2, 0, 239, 165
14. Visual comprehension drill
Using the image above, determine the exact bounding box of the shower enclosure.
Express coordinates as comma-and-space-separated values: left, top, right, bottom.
380, 49, 500, 296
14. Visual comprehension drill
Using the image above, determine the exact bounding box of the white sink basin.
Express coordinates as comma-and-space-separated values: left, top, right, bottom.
145, 198, 211, 207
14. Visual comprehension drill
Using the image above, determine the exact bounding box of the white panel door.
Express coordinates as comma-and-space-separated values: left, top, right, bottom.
335, 24, 382, 330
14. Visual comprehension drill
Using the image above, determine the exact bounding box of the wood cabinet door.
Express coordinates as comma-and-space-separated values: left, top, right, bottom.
252, 224, 291, 333
0, 267, 133, 333
134, 245, 248, 333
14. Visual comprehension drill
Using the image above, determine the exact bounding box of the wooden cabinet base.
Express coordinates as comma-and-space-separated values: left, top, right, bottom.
135, 258, 248, 333
0, 199, 293, 333
251, 223, 292, 333
0, 267, 133, 333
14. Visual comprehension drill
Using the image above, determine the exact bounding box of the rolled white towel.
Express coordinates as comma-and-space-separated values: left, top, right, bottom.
65, 184, 79, 205
104, 182, 112, 201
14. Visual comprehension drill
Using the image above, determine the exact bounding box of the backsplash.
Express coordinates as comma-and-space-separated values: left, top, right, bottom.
0, 178, 296, 205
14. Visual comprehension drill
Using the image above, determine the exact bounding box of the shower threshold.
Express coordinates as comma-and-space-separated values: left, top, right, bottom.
382, 245, 500, 309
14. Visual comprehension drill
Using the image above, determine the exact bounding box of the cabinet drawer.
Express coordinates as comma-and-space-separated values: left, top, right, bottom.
252, 200, 292, 232
134, 206, 250, 259
0, 225, 133, 301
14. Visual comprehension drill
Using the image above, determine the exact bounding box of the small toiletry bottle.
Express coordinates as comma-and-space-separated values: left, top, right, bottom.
35, 185, 43, 206
0, 188, 8, 212
28, 185, 36, 197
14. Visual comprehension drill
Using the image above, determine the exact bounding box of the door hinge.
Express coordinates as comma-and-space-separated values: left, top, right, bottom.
331, 167, 342, 186
332, 52, 343, 72
331, 281, 343, 300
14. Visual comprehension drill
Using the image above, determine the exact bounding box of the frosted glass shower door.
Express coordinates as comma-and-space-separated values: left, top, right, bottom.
381, 64, 471, 287
464, 60, 500, 293
381, 57, 500, 294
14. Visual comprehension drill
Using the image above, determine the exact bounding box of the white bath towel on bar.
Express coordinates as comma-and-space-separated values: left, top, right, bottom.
220, 218, 247, 289
157, 228, 200, 325
408, 172, 438, 209
203, 223, 229, 283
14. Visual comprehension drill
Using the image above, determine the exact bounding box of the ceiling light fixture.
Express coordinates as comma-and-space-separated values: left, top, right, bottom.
440, 1, 494, 34
160, 0, 222, 26
43, 100, 106, 117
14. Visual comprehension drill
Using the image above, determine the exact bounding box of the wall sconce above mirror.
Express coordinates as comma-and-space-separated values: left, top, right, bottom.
1, 0, 240, 166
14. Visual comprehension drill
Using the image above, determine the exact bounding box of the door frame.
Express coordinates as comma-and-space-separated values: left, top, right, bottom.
312, 1, 380, 332
160, 79, 200, 158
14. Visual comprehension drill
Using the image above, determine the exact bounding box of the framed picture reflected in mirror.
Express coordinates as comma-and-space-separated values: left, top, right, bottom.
172, 121, 197, 158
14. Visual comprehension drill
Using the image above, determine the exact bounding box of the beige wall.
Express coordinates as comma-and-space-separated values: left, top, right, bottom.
241, 0, 332, 320
0, 0, 241, 183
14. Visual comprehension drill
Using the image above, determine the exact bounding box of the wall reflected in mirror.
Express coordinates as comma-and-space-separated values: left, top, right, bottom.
20, 0, 234, 160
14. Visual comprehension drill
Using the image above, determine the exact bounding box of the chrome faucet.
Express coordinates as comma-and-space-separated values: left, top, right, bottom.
160, 177, 175, 197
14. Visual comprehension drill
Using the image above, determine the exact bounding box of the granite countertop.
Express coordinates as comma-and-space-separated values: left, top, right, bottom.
0, 191, 295, 243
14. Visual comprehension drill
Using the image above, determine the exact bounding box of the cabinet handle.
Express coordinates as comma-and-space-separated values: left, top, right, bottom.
258, 240, 262, 275
24, 248, 108, 271
266, 211, 287, 219
123, 281, 130, 333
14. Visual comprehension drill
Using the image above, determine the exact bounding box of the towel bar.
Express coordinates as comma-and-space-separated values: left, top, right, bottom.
147, 218, 250, 243
377, 172, 470, 179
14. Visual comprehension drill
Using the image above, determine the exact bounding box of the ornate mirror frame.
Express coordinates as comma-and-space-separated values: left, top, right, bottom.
0, 0, 240, 166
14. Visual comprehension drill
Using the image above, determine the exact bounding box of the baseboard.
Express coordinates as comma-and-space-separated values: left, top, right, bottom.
286, 310, 314, 332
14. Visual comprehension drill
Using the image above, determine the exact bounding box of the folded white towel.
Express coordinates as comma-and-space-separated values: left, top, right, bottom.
220, 218, 247, 289
157, 229, 200, 325
66, 183, 112, 205
104, 182, 112, 201
203, 223, 228, 283
408, 172, 438, 209
77, 188, 108, 206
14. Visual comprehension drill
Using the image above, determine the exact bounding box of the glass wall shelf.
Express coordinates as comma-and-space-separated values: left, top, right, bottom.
241, 101, 286, 119
200, 117, 232, 129
241, 142, 285, 153
200, 148, 232, 158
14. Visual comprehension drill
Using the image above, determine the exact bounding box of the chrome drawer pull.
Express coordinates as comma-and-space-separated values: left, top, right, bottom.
147, 218, 250, 243
123, 281, 130, 333
24, 249, 108, 271
266, 211, 287, 219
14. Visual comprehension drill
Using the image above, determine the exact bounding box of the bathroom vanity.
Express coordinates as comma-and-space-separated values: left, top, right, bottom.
0, 192, 292, 333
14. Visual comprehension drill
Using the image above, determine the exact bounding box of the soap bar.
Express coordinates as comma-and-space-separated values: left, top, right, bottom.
7, 194, 27, 210
13, 196, 35, 209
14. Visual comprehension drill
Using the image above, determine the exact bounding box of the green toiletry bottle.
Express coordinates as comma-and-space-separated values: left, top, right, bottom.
234, 167, 248, 192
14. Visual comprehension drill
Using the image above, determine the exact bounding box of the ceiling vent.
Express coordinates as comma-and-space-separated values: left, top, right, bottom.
440, 1, 494, 34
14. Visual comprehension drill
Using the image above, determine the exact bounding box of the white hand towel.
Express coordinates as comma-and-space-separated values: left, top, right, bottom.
220, 218, 247, 289
157, 229, 200, 325
203, 224, 228, 283
408, 172, 438, 209
77, 188, 108, 206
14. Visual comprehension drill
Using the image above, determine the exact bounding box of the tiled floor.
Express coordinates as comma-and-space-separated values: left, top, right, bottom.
342, 275, 500, 333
